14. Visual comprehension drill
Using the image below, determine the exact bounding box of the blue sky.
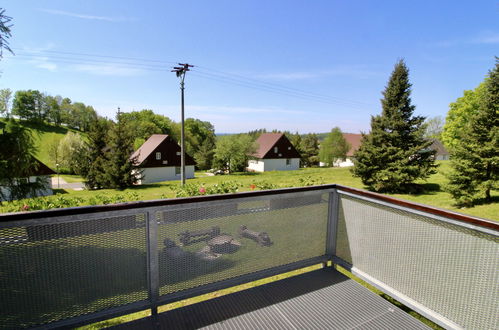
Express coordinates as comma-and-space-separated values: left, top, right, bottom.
1, 1, 497, 133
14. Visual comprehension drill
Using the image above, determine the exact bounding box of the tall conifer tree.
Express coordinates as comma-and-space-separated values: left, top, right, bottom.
446, 58, 498, 206
352, 60, 436, 192
104, 109, 141, 189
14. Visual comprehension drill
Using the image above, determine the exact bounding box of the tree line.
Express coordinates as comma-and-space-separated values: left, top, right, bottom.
0, 88, 98, 131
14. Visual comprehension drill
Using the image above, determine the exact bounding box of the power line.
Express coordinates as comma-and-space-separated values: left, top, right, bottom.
11, 47, 178, 65
7, 49, 374, 110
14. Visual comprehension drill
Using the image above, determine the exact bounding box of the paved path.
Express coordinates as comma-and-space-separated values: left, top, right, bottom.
51, 177, 85, 190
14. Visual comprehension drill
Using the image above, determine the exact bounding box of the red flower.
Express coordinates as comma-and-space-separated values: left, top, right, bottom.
250, 184, 256, 191
22, 204, 30, 211
199, 187, 206, 195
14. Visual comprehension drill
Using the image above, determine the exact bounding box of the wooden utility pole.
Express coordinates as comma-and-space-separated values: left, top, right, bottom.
171, 63, 193, 185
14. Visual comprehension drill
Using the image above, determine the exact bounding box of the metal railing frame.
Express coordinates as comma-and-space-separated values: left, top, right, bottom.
0, 184, 497, 329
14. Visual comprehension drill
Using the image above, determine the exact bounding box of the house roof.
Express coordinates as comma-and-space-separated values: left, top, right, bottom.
24, 158, 56, 176
131, 134, 196, 167
429, 139, 449, 156
342, 133, 362, 157
253, 133, 301, 159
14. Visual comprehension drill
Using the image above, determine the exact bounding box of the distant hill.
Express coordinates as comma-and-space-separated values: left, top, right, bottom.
0, 119, 85, 170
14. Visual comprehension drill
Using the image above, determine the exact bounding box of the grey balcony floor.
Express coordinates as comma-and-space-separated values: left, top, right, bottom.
114, 268, 429, 330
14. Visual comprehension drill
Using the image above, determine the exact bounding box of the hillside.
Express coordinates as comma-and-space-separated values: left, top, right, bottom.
0, 119, 85, 170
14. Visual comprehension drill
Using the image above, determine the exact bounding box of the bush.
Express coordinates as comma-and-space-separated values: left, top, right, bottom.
171, 181, 241, 198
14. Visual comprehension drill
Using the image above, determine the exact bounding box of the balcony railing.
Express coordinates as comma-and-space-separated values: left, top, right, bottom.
0, 184, 497, 329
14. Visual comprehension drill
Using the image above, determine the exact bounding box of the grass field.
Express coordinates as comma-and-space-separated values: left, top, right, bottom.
0, 119, 84, 169
19, 161, 496, 221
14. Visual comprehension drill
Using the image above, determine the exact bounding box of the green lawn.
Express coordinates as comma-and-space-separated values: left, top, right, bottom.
0, 119, 84, 169
28, 162, 497, 221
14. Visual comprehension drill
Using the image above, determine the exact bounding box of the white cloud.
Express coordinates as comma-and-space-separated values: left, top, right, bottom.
472, 33, 499, 44
72, 64, 144, 76
432, 31, 499, 47
39, 9, 132, 22
36, 62, 57, 71
26, 56, 58, 71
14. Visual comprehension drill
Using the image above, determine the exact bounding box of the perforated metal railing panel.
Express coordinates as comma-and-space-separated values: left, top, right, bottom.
156, 191, 329, 296
335, 193, 499, 329
0, 213, 148, 329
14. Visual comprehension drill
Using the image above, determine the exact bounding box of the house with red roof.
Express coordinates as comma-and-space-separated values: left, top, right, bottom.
247, 133, 301, 172
0, 158, 56, 201
333, 133, 362, 167
131, 134, 196, 184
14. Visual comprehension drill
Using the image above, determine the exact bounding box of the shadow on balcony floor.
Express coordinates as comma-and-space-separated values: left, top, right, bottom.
113, 268, 429, 330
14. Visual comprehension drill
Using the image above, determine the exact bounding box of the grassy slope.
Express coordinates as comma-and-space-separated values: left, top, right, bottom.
0, 119, 84, 169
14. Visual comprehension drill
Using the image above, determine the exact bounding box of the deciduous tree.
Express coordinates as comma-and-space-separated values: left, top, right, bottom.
0, 88, 12, 116
441, 83, 486, 151
213, 134, 256, 173
319, 127, 350, 166
446, 58, 499, 206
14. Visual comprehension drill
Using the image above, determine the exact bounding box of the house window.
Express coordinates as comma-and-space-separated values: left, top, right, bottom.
288, 146, 291, 150
176, 151, 181, 156
156, 152, 161, 160
274, 147, 278, 153
175, 167, 181, 175
286, 159, 291, 166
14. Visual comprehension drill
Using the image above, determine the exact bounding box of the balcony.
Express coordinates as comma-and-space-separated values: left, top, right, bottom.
0, 184, 497, 329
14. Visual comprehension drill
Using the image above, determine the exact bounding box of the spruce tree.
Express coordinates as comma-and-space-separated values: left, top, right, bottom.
80, 118, 110, 189
352, 60, 436, 192
446, 58, 499, 206
104, 109, 141, 189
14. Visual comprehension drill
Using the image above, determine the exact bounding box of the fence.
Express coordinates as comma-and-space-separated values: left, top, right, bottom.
0, 184, 497, 329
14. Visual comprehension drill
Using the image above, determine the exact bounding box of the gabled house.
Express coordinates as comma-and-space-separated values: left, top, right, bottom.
247, 133, 301, 172
0, 158, 55, 201
333, 133, 362, 167
429, 139, 450, 160
131, 134, 196, 184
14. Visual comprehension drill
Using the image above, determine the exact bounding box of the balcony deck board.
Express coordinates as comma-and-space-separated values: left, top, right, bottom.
114, 268, 429, 329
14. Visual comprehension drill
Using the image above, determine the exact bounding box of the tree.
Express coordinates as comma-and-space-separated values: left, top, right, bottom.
213, 134, 256, 173
12, 90, 46, 122
0, 119, 45, 201
424, 116, 444, 141
446, 59, 499, 206
352, 60, 436, 193
79, 118, 110, 189
47, 136, 61, 171
45, 95, 62, 125
58, 132, 85, 173
184, 118, 216, 170
300, 133, 319, 167
0, 8, 13, 59
121, 109, 178, 145
319, 127, 350, 166
441, 83, 486, 152
0, 88, 12, 116
102, 109, 140, 189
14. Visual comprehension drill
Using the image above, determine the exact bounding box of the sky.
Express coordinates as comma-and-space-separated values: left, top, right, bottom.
1, 1, 498, 134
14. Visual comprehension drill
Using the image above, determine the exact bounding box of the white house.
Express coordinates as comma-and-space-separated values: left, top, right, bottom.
247, 133, 301, 172
0, 158, 55, 201
131, 134, 196, 184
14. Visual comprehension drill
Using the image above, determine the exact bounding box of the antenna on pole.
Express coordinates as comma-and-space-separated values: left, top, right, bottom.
171, 63, 194, 186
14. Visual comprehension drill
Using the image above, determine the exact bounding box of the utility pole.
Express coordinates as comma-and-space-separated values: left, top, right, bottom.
172, 63, 193, 185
